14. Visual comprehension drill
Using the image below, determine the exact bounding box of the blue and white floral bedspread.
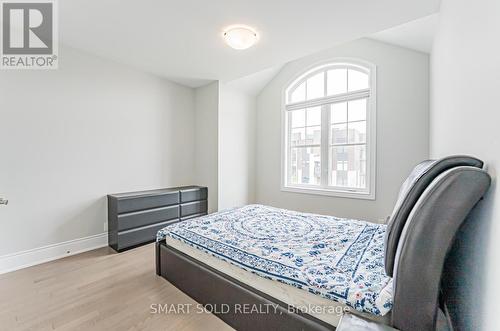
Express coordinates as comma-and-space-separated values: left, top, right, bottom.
157, 204, 393, 316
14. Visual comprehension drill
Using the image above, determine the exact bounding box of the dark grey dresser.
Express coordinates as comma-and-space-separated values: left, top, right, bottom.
107, 186, 208, 252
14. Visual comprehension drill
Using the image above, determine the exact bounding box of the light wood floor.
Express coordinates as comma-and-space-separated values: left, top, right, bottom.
0, 244, 234, 331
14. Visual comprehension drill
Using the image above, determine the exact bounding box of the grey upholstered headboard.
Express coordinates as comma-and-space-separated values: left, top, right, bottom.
384, 156, 483, 277
389, 165, 491, 331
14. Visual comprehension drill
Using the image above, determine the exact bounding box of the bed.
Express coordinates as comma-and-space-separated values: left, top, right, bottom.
155, 156, 491, 331
157, 204, 392, 325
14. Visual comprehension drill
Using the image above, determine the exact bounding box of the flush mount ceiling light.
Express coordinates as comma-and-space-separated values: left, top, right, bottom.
223, 25, 259, 50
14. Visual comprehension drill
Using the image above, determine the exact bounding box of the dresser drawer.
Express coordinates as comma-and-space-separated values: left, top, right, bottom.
117, 192, 179, 213
116, 220, 178, 250
180, 200, 207, 217
180, 187, 207, 203
117, 205, 179, 231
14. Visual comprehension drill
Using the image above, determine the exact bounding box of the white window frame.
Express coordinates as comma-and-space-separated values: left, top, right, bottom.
281, 58, 377, 200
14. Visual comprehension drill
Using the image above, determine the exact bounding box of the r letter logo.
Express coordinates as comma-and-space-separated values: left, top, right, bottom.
1, 0, 58, 69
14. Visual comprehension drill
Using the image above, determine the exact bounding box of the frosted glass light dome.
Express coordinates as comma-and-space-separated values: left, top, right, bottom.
223, 25, 258, 50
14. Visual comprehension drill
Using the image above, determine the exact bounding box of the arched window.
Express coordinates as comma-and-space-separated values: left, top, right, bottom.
282, 60, 376, 199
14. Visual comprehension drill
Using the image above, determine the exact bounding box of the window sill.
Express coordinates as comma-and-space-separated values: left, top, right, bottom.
281, 185, 375, 200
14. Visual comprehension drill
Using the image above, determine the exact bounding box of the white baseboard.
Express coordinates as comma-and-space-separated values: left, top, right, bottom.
0, 233, 108, 275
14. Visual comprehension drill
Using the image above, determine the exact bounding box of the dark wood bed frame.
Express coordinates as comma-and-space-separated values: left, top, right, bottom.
155, 166, 491, 331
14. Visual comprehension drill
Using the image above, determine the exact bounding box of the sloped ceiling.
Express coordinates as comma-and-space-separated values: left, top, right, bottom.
60, 0, 440, 87
223, 65, 283, 96
371, 14, 439, 53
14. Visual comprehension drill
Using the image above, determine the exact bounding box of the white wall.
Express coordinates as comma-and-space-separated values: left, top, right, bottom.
0, 46, 196, 257
430, 0, 500, 329
255, 38, 430, 221
218, 85, 256, 210
194, 82, 219, 213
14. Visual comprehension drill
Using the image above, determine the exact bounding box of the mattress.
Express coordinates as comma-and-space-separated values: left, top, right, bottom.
165, 236, 389, 327
157, 205, 393, 322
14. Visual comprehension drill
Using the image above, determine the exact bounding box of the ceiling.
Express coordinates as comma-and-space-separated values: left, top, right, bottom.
371, 14, 439, 53
60, 0, 441, 87
223, 65, 283, 96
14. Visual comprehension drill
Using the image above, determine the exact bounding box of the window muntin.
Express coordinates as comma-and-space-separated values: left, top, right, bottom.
284, 62, 375, 198
289, 106, 322, 186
